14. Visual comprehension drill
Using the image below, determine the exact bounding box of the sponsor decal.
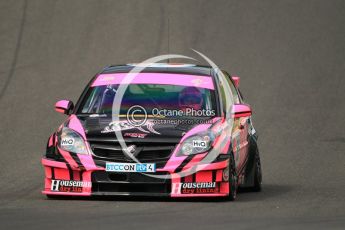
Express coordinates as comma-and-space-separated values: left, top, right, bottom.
124, 133, 148, 138
192, 140, 208, 148
106, 162, 156, 172
151, 108, 215, 117
101, 120, 160, 135
172, 182, 218, 194
50, 180, 91, 193
192, 139, 209, 153
61, 137, 74, 146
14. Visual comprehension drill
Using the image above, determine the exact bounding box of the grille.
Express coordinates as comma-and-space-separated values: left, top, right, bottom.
89, 139, 176, 163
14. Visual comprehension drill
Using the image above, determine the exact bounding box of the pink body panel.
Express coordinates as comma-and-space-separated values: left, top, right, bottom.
55, 100, 71, 114
195, 160, 228, 171
42, 191, 91, 196
55, 100, 70, 109
42, 158, 68, 169
81, 171, 92, 193
54, 168, 70, 180
78, 154, 101, 171
91, 73, 215, 90
48, 135, 53, 146
160, 123, 212, 172
231, 75, 240, 87
57, 147, 79, 169
181, 153, 208, 171
232, 104, 252, 118
195, 170, 213, 182
216, 170, 223, 181
68, 115, 87, 139
171, 193, 228, 198
42, 158, 92, 196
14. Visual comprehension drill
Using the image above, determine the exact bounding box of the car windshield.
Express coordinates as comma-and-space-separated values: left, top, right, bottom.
78, 84, 217, 118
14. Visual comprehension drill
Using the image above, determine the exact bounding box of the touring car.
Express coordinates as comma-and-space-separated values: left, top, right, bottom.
42, 63, 262, 200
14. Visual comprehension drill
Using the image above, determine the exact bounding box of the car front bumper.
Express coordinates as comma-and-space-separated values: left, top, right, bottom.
42, 156, 230, 198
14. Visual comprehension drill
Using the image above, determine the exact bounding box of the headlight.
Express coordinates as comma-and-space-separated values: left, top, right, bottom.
58, 127, 88, 154
177, 131, 216, 156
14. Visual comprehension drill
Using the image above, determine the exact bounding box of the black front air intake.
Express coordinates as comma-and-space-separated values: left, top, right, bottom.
88, 138, 177, 168
91, 171, 171, 195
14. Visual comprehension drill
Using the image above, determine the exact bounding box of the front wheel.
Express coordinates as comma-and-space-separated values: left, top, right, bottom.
228, 153, 238, 201
46, 194, 60, 199
251, 150, 262, 192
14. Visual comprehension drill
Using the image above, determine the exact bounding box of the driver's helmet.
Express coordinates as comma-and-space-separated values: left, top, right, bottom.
178, 87, 203, 110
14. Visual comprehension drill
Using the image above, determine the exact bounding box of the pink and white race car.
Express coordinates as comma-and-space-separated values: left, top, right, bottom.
42, 64, 262, 200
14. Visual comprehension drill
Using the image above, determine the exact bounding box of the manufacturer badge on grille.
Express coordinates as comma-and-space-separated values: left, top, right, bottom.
123, 145, 138, 159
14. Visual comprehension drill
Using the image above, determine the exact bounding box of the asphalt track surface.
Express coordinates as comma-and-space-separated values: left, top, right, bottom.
1, 0, 345, 229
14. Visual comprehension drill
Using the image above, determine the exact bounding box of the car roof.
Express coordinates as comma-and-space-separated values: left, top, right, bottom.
100, 63, 213, 76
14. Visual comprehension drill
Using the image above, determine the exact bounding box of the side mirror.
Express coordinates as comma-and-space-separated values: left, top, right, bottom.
232, 104, 251, 118
231, 75, 240, 88
55, 100, 74, 115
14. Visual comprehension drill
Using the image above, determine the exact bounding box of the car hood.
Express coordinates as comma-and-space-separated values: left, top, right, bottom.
76, 115, 214, 143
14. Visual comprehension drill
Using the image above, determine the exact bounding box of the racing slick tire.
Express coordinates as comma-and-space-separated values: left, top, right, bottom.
251, 149, 262, 192
46, 195, 61, 199
238, 136, 262, 192
228, 152, 238, 201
